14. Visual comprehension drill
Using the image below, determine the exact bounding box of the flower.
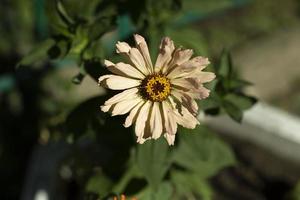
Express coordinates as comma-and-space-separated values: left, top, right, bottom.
98, 34, 215, 145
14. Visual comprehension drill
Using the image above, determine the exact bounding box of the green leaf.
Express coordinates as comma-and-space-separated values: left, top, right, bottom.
135, 138, 172, 190
85, 170, 113, 198
171, 171, 213, 200
55, 0, 75, 27
47, 39, 70, 59
17, 39, 55, 67
224, 94, 257, 111
112, 160, 142, 194
198, 93, 221, 116
69, 25, 89, 55
229, 79, 253, 90
222, 99, 243, 122
174, 126, 236, 178
136, 182, 173, 200
217, 49, 233, 78
72, 66, 86, 84
72, 72, 85, 84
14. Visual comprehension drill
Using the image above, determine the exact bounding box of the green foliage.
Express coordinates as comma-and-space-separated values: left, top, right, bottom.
14, 0, 259, 199
136, 182, 173, 200
135, 139, 172, 189
200, 49, 257, 122
17, 39, 55, 67
85, 170, 113, 197
288, 181, 300, 200
174, 126, 236, 178
106, 126, 235, 199
171, 171, 213, 200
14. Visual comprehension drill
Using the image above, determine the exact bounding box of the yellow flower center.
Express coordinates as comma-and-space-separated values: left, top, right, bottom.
140, 74, 171, 102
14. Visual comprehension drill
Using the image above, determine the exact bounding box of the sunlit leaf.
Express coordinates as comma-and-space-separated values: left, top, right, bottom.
136, 182, 173, 200
135, 138, 172, 190
69, 25, 89, 55
174, 126, 236, 178
171, 170, 213, 200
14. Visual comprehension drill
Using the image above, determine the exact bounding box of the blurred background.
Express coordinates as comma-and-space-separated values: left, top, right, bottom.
1, 0, 300, 199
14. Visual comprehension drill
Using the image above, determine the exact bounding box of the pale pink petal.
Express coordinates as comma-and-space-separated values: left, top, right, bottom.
134, 34, 153, 72
98, 74, 113, 84
171, 90, 198, 116
171, 78, 194, 91
162, 49, 193, 74
167, 95, 199, 128
135, 101, 152, 140
116, 41, 131, 54
154, 37, 175, 72
137, 137, 146, 144
174, 106, 199, 129
180, 56, 210, 71
189, 86, 211, 100
104, 59, 114, 67
162, 101, 177, 135
104, 88, 139, 105
104, 60, 145, 79
167, 57, 210, 79
196, 72, 216, 83
111, 97, 143, 116
100, 105, 111, 112
129, 48, 150, 75
124, 101, 145, 128
164, 133, 175, 145
167, 65, 192, 79
149, 102, 163, 139
99, 75, 141, 90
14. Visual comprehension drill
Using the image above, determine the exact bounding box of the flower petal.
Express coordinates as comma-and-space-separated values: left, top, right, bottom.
134, 34, 153, 72
161, 101, 177, 135
149, 102, 163, 139
155, 37, 175, 72
189, 86, 211, 100
135, 101, 152, 140
104, 60, 145, 79
129, 48, 150, 75
104, 88, 139, 105
99, 75, 141, 90
164, 133, 175, 145
116, 41, 131, 54
162, 49, 193, 74
171, 90, 198, 116
171, 78, 194, 91
124, 101, 145, 128
111, 97, 143, 116
168, 95, 199, 128
181, 56, 210, 71
196, 72, 216, 83
174, 106, 199, 129
167, 57, 210, 79
167, 65, 192, 79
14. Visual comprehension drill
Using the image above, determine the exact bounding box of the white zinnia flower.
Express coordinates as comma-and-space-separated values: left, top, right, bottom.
98, 34, 215, 145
